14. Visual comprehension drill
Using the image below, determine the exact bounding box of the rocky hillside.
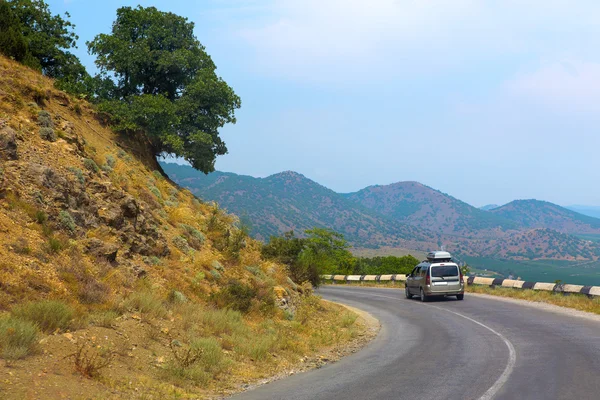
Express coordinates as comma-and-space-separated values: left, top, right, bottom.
344, 181, 516, 236
0, 56, 366, 399
161, 163, 439, 250
489, 200, 600, 234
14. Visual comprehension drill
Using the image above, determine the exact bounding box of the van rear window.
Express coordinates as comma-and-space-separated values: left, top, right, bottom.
431, 266, 459, 277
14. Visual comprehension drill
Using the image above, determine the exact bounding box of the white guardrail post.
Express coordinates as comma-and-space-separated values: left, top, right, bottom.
321, 275, 600, 297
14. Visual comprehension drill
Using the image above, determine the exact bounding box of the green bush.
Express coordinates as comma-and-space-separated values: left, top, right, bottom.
47, 236, 64, 253
148, 185, 162, 199
39, 127, 56, 142
167, 290, 187, 304
37, 110, 53, 128
212, 280, 256, 313
209, 269, 221, 280
0, 317, 39, 360
179, 224, 205, 250
35, 210, 47, 224
59, 210, 76, 233
83, 158, 99, 173
67, 167, 85, 185
105, 154, 116, 168
212, 260, 224, 271
172, 235, 192, 254
11, 300, 74, 333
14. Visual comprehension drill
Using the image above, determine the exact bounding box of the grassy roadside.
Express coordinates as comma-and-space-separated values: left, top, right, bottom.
323, 281, 600, 315
0, 291, 369, 399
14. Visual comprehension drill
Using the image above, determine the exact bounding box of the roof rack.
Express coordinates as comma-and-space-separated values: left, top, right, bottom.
426, 251, 453, 262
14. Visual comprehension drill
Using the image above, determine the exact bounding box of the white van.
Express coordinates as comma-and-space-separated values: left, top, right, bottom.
405, 251, 464, 301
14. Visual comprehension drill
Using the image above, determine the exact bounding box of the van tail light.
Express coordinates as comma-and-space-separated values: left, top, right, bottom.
459, 269, 464, 282
425, 274, 430, 285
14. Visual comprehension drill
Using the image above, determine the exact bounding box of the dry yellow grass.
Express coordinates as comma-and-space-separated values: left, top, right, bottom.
0, 55, 371, 398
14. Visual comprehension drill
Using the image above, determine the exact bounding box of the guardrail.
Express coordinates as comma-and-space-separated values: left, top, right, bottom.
321, 274, 600, 296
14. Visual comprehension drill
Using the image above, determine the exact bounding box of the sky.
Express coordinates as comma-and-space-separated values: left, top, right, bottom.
47, 0, 600, 207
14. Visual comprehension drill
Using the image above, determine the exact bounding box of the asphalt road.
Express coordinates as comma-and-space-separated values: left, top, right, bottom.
230, 286, 600, 400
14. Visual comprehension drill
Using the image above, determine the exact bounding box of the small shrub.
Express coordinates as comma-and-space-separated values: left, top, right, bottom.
73, 102, 82, 115
68, 344, 115, 378
120, 291, 167, 319
59, 210, 76, 233
117, 149, 126, 158
179, 224, 205, 250
35, 210, 47, 224
212, 280, 256, 313
0, 317, 39, 360
167, 290, 187, 304
67, 167, 85, 185
340, 311, 358, 328
39, 127, 56, 142
166, 337, 229, 384
142, 256, 161, 266
148, 185, 162, 199
11, 300, 74, 333
209, 269, 221, 280
37, 110, 53, 127
83, 158, 99, 174
172, 235, 192, 254
191, 271, 205, 287
47, 236, 66, 253
78, 279, 110, 304
105, 155, 116, 168
212, 260, 224, 272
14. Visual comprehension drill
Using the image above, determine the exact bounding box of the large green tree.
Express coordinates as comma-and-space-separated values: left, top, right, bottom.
88, 6, 241, 173
1, 0, 91, 95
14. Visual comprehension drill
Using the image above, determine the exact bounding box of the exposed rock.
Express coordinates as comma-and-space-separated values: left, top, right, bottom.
121, 195, 139, 218
0, 127, 18, 160
98, 206, 124, 229
85, 238, 119, 263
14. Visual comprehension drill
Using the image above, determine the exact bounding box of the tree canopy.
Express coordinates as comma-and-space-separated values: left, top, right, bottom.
88, 6, 241, 173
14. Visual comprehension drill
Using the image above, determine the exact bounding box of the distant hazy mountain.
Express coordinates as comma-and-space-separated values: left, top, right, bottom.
480, 204, 500, 211
566, 205, 600, 220
161, 163, 439, 249
489, 200, 600, 234
343, 182, 516, 235
162, 163, 600, 261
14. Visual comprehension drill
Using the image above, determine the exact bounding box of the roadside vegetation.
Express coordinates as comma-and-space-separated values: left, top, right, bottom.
262, 229, 420, 285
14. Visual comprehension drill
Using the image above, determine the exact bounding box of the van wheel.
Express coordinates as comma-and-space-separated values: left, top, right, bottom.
420, 289, 428, 302
456, 294, 464, 301
405, 286, 412, 299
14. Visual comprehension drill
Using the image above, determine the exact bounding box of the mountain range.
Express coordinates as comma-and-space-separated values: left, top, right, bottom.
161, 162, 600, 261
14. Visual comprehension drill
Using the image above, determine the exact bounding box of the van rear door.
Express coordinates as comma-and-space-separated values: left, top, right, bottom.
430, 264, 461, 293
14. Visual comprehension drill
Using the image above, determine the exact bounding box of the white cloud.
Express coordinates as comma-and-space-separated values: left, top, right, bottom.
235, 0, 600, 83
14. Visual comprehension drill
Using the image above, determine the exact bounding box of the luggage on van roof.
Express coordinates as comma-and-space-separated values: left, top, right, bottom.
426, 251, 453, 261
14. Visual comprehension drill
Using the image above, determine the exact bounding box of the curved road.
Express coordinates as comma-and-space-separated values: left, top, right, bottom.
231, 286, 600, 400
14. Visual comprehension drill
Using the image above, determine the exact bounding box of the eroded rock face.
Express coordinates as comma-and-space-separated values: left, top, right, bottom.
85, 238, 119, 263
0, 127, 18, 160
